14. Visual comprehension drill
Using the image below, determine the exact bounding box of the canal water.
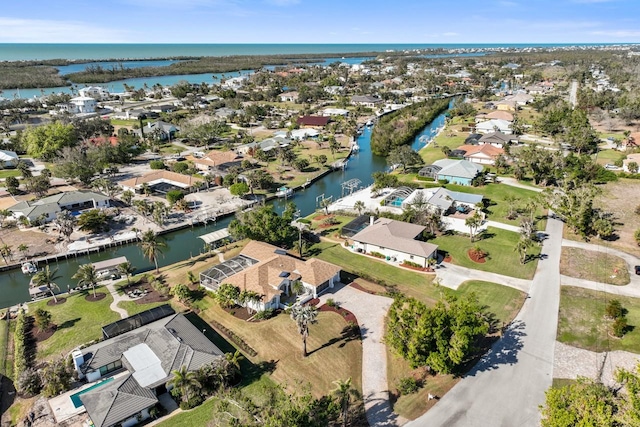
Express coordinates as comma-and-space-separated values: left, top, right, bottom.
0, 106, 450, 308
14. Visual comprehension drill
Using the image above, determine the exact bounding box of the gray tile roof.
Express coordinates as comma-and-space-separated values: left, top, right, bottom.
80, 374, 158, 427
81, 313, 223, 387
352, 218, 438, 259
8, 190, 109, 219
432, 159, 483, 179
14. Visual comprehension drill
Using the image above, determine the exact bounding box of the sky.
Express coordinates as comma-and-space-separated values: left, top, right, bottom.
0, 0, 638, 44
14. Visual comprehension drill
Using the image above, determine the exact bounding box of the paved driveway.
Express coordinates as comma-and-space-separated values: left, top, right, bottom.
319, 283, 400, 426
408, 216, 564, 427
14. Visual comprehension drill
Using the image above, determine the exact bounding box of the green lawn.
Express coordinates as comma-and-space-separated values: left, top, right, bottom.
560, 247, 630, 286
456, 281, 526, 325
558, 286, 640, 353
430, 227, 540, 279
30, 291, 120, 360
419, 134, 467, 165
0, 170, 20, 179
595, 148, 626, 166
117, 300, 171, 316
0, 319, 8, 377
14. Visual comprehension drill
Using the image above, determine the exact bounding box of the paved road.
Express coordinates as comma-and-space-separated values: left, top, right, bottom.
408, 216, 564, 427
318, 283, 401, 426
569, 80, 579, 108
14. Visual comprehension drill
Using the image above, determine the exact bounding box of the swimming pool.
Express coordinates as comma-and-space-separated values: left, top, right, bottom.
69, 377, 115, 408
388, 197, 405, 207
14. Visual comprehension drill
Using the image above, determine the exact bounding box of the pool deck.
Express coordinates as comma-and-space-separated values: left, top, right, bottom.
327, 186, 404, 215
48, 371, 130, 424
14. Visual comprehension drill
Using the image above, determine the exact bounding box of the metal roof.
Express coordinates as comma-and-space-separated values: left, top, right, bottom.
198, 228, 230, 245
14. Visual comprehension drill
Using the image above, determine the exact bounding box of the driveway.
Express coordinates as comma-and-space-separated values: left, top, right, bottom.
435, 263, 531, 293
408, 216, 564, 427
318, 283, 400, 426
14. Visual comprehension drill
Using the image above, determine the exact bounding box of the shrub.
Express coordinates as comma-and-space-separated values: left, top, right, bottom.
605, 300, 624, 320
149, 160, 166, 170
635, 205, 640, 216
397, 376, 421, 395
16, 368, 42, 396
612, 317, 629, 338
13, 311, 33, 382
254, 309, 275, 320
402, 260, 423, 268
635, 229, 640, 247
166, 189, 185, 205
326, 298, 340, 308
369, 251, 386, 259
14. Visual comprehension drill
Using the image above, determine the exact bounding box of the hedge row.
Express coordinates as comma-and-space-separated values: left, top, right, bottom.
208, 318, 258, 357
13, 311, 34, 380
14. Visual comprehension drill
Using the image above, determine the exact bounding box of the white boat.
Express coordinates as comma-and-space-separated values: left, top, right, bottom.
21, 262, 37, 275
275, 186, 293, 198
351, 143, 360, 153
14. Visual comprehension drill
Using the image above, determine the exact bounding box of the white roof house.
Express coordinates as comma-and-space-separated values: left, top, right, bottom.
475, 119, 512, 135
78, 86, 110, 100
70, 96, 97, 114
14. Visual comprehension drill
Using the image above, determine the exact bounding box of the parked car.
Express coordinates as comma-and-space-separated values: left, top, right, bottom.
635, 265, 640, 275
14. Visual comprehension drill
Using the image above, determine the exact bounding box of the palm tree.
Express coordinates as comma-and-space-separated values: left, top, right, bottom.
353, 200, 365, 216
168, 365, 201, 404
0, 244, 12, 264
239, 290, 262, 315
139, 229, 166, 273
465, 212, 483, 242
224, 350, 244, 382
117, 262, 136, 285
33, 266, 61, 303
290, 305, 318, 357
72, 264, 99, 298
515, 237, 533, 264
17, 244, 29, 261
332, 377, 360, 427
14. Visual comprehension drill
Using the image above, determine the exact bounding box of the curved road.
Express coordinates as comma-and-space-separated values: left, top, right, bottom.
408, 216, 564, 427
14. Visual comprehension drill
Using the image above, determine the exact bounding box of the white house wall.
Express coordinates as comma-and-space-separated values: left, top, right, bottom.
354, 242, 430, 267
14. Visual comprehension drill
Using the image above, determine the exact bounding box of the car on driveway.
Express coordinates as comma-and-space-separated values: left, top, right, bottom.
636, 266, 640, 275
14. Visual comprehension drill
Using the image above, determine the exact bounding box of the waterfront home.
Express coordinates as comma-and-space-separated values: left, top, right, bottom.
78, 86, 110, 100
118, 170, 204, 195
199, 240, 341, 311
351, 95, 383, 108
236, 136, 290, 155
0, 149, 19, 168
193, 150, 243, 172
8, 190, 111, 224
70, 96, 98, 114
431, 159, 484, 186
475, 111, 514, 123
134, 121, 179, 141
68, 310, 223, 427
456, 144, 505, 165
475, 119, 512, 135
350, 217, 438, 268
402, 187, 484, 213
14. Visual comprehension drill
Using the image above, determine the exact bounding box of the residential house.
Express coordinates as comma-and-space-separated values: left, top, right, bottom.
214, 107, 242, 120
199, 241, 341, 310
503, 93, 534, 106
0, 149, 19, 168
279, 91, 299, 102
134, 121, 179, 141
321, 108, 349, 117
192, 150, 243, 172
475, 119, 512, 135
70, 96, 97, 114
417, 164, 442, 179
324, 86, 344, 95
402, 187, 483, 213
8, 190, 111, 224
78, 86, 110, 100
72, 311, 224, 427
236, 136, 290, 155
351, 95, 383, 108
118, 170, 204, 194
475, 111, 514, 122
149, 104, 175, 114
456, 144, 505, 165
478, 131, 516, 147
296, 115, 330, 128
350, 217, 438, 268
432, 159, 484, 186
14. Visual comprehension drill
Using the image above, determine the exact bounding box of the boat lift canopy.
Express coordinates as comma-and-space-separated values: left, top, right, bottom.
198, 228, 231, 245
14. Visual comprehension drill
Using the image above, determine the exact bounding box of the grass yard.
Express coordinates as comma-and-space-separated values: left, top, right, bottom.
557, 286, 640, 353
594, 148, 626, 166
431, 227, 540, 279
0, 319, 8, 376
198, 302, 362, 398
560, 247, 630, 286
30, 291, 120, 360
456, 280, 526, 326
419, 133, 467, 165
0, 170, 20, 179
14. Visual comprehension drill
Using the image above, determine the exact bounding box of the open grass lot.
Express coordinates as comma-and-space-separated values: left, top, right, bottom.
587, 178, 640, 257
387, 280, 525, 420
30, 291, 120, 360
198, 303, 362, 398
560, 247, 630, 286
431, 227, 540, 279
594, 148, 626, 166
558, 286, 640, 353
419, 132, 467, 165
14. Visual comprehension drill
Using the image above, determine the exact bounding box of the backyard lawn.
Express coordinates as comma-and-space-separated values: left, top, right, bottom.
560, 247, 630, 286
30, 291, 120, 360
198, 302, 362, 398
0, 170, 20, 179
431, 227, 540, 280
557, 286, 640, 353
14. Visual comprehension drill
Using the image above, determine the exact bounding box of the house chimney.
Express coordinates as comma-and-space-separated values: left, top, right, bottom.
370, 215, 375, 226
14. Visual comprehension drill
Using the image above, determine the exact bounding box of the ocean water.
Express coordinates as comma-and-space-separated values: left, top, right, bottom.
0, 43, 617, 62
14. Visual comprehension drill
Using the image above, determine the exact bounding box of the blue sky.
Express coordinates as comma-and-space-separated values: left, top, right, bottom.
0, 0, 638, 43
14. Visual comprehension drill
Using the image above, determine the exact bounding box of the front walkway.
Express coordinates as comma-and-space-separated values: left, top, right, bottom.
106, 282, 130, 319
318, 283, 402, 426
